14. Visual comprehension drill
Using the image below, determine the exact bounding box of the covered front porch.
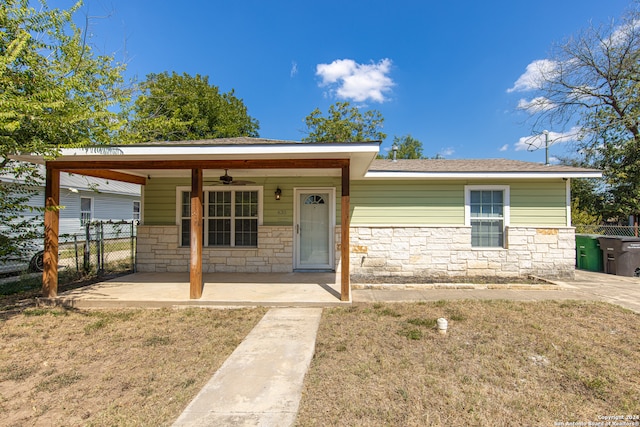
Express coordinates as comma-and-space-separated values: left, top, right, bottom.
11, 138, 381, 303
38, 272, 348, 308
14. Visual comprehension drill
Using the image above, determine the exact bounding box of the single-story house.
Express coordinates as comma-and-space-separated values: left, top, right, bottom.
12, 137, 601, 300
1, 164, 141, 237
1, 165, 140, 274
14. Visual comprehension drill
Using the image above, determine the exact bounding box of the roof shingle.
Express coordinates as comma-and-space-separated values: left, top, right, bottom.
369, 158, 599, 173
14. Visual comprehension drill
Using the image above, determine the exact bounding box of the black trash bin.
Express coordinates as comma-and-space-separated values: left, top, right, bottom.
597, 236, 640, 277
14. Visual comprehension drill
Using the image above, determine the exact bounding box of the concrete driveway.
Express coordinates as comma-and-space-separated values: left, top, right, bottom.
552, 269, 640, 313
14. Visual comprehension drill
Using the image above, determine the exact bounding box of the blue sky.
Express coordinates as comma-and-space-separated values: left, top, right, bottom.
76, 0, 632, 162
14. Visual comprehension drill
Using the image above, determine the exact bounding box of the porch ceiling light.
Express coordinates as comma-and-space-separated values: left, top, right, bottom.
275, 187, 282, 200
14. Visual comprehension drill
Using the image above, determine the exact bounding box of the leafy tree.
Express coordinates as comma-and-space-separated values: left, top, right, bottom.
514, 3, 640, 222
1, 0, 129, 160
385, 134, 423, 159
128, 72, 259, 142
302, 101, 386, 142
557, 157, 606, 225
571, 198, 603, 227
1, 0, 128, 258
570, 178, 606, 225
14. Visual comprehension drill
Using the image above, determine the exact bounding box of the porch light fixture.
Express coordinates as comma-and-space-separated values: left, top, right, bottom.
275, 187, 282, 200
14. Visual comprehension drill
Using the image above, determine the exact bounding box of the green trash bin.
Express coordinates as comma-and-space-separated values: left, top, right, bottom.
576, 234, 603, 272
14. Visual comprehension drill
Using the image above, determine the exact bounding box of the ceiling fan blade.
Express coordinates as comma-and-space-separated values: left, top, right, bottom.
203, 179, 255, 186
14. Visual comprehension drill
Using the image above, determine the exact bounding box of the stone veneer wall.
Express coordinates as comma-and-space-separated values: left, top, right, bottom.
137, 224, 575, 279
136, 225, 293, 273
346, 226, 575, 280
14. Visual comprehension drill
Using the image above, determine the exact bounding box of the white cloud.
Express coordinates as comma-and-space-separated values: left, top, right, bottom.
517, 96, 556, 113
610, 18, 640, 46
514, 127, 582, 151
439, 147, 455, 157
499, 144, 509, 152
316, 58, 394, 103
507, 59, 558, 93
290, 61, 298, 77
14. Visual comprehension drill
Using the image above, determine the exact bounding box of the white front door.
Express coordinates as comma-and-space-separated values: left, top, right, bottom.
294, 188, 335, 270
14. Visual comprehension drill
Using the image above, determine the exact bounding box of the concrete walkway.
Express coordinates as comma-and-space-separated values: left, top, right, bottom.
172, 308, 322, 427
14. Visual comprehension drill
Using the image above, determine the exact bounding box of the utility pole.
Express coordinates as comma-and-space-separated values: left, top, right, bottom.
543, 130, 550, 166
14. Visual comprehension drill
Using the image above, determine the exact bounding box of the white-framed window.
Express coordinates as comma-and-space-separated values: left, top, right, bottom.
176, 186, 263, 247
133, 201, 141, 221
80, 197, 93, 226
465, 185, 509, 248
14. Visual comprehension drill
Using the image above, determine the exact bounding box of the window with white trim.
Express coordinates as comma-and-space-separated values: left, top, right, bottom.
465, 185, 509, 248
80, 197, 92, 226
133, 201, 140, 221
178, 187, 262, 247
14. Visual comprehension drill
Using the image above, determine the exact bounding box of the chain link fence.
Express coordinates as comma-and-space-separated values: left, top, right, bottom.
1, 220, 137, 279
574, 225, 639, 237
59, 220, 137, 275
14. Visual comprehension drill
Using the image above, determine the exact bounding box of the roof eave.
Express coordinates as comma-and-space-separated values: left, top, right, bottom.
10, 141, 381, 179
13, 141, 380, 161
363, 171, 603, 179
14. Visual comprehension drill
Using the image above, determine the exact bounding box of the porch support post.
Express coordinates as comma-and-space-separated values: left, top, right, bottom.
341, 163, 350, 301
43, 166, 60, 297
190, 168, 203, 299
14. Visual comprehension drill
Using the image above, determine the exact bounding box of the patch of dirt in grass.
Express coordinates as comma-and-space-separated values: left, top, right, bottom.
0, 272, 126, 313
296, 300, 640, 426
0, 306, 267, 426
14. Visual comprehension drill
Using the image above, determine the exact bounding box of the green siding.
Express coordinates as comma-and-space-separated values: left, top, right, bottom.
510, 181, 567, 226
143, 176, 341, 226
144, 178, 185, 225
350, 179, 568, 226
143, 177, 568, 227
350, 181, 464, 225
262, 177, 341, 225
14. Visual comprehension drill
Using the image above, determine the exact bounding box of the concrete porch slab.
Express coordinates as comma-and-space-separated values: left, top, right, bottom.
38, 272, 348, 309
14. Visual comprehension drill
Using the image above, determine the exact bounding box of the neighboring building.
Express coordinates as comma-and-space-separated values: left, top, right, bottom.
2, 165, 141, 238
14, 138, 601, 300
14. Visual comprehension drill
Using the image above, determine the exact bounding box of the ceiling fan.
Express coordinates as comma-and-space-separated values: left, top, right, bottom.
207, 169, 255, 186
